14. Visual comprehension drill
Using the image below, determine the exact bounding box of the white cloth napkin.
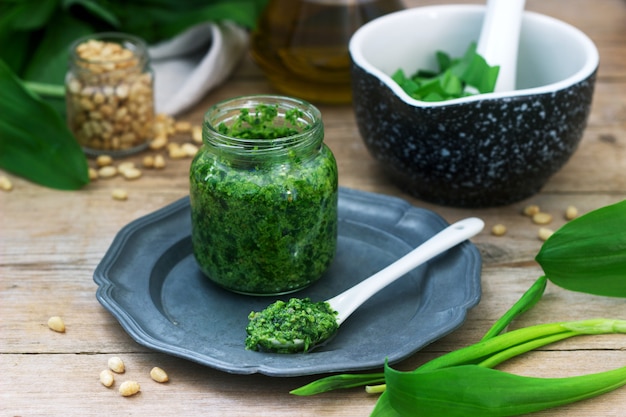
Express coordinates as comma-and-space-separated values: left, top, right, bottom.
148, 21, 249, 116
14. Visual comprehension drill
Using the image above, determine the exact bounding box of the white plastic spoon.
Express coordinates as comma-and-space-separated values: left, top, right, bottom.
476, 0, 526, 92
250, 217, 484, 352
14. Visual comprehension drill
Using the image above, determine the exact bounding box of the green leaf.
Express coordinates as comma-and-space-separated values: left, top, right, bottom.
481, 276, 548, 341
416, 319, 626, 374
370, 391, 401, 417
388, 320, 626, 416
0, 30, 32, 74
536, 200, 626, 297
385, 363, 626, 417
563, 318, 626, 334
109, 0, 269, 44
415, 322, 568, 373
0, 60, 89, 190
435, 50, 452, 72
395, 42, 499, 101
408, 76, 439, 99
62, 0, 121, 28
438, 70, 463, 97
290, 373, 385, 396
22, 11, 94, 84
0, 0, 58, 74
459, 53, 500, 94
477, 331, 578, 369
0, 0, 60, 31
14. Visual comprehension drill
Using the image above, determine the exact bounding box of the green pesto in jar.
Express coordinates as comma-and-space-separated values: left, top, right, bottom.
189, 96, 338, 296
245, 298, 339, 353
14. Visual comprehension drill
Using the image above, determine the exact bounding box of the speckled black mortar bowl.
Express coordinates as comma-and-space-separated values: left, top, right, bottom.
349, 5, 599, 207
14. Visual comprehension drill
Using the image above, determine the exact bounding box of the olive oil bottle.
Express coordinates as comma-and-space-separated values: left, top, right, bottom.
251, 0, 404, 104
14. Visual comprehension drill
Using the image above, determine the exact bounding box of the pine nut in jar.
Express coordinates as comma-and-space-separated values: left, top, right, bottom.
65, 32, 154, 156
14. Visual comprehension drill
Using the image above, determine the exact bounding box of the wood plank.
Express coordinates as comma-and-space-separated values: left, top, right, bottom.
2, 1, 626, 416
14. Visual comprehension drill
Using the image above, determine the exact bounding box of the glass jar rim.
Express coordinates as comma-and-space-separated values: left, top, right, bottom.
203, 95, 323, 155
69, 32, 149, 65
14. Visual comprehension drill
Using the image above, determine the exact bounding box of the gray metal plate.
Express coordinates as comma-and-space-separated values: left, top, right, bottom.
94, 187, 482, 376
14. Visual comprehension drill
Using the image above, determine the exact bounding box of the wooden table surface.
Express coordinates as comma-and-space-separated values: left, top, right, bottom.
2, 0, 625, 415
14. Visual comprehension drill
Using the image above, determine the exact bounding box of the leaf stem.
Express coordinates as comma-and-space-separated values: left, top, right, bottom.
365, 384, 387, 394
24, 81, 65, 98
481, 276, 547, 341
416, 322, 570, 372
290, 373, 385, 396
477, 331, 579, 368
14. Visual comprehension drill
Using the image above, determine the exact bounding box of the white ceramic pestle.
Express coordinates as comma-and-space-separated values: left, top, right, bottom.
476, 0, 526, 92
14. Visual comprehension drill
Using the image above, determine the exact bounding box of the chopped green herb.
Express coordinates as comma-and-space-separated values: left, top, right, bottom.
246, 298, 339, 353
392, 42, 500, 101
217, 104, 307, 139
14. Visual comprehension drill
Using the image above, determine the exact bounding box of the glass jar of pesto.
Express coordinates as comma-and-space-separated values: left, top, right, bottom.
190, 95, 338, 296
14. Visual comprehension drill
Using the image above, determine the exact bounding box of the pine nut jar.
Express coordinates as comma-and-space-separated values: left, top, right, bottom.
65, 32, 154, 156
190, 95, 338, 296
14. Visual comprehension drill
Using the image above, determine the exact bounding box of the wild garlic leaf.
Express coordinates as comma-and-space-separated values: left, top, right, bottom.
536, 199, 626, 297
458, 52, 500, 93
481, 276, 548, 341
393, 42, 499, 101
22, 12, 93, 85
370, 391, 402, 417
385, 363, 626, 417
0, 60, 89, 190
62, 0, 122, 28
290, 373, 385, 396
0, 0, 58, 31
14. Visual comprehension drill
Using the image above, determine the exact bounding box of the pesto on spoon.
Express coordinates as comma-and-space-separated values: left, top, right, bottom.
245, 217, 485, 353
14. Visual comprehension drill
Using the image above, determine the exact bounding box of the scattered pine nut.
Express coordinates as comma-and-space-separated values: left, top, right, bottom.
174, 120, 192, 133
149, 135, 168, 150
142, 155, 155, 168
98, 165, 118, 179
538, 227, 554, 241
565, 205, 579, 220
0, 175, 13, 191
100, 369, 115, 387
153, 154, 166, 169
108, 356, 126, 373
119, 380, 140, 397
111, 188, 128, 201
47, 316, 66, 333
523, 204, 540, 217
491, 224, 507, 236
117, 161, 135, 174
86, 116, 199, 196
121, 167, 142, 180
182, 142, 199, 157
532, 212, 553, 225
88, 167, 99, 181
96, 154, 113, 167
150, 367, 169, 383
155, 113, 176, 135
168, 143, 188, 159
191, 125, 202, 144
